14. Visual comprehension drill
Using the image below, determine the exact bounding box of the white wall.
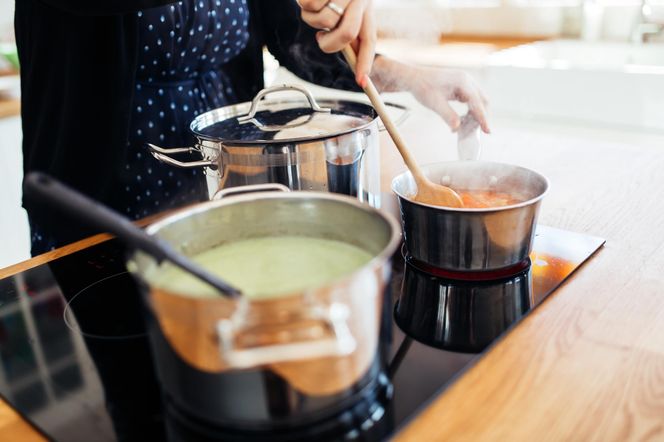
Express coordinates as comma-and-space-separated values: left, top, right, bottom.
0, 1, 28, 268
375, 2, 651, 42
0, 0, 14, 40
0, 117, 29, 269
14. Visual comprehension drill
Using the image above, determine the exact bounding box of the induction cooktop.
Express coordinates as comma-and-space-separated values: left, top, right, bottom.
0, 225, 604, 441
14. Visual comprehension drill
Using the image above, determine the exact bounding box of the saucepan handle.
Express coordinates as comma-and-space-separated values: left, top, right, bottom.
216, 302, 357, 368
378, 101, 410, 132
146, 143, 217, 169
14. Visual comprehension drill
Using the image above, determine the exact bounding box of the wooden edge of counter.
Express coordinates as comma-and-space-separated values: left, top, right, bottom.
437, 34, 551, 49
0, 208, 180, 280
0, 233, 113, 279
0, 398, 46, 442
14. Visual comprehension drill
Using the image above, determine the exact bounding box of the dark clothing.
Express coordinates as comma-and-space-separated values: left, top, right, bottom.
121, 0, 251, 223
15, 0, 358, 254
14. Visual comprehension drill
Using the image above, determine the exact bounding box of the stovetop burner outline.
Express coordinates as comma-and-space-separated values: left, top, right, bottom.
63, 271, 147, 340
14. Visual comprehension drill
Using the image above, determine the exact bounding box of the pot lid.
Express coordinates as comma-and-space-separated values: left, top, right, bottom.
190, 85, 377, 145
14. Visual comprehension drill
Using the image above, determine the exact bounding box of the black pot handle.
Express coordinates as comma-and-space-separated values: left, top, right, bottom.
23, 172, 240, 298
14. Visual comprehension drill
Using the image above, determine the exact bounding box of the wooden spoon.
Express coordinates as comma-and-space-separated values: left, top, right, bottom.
341, 47, 463, 208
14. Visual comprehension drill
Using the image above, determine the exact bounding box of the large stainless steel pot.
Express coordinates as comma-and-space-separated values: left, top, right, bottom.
392, 161, 549, 272
147, 84, 406, 208
126, 187, 401, 432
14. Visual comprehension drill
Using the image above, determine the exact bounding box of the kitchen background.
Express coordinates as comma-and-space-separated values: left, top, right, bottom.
1, 0, 663, 268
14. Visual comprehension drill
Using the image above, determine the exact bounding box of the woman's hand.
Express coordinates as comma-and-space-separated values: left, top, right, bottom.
298, 0, 376, 87
372, 56, 491, 134
410, 66, 490, 134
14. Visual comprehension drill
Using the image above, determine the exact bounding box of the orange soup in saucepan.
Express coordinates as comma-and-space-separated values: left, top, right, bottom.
456, 189, 525, 209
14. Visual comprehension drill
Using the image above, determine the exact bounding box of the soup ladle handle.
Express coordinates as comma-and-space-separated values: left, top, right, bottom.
23, 172, 241, 298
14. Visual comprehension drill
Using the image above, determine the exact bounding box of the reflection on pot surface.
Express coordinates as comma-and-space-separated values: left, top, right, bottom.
394, 257, 533, 353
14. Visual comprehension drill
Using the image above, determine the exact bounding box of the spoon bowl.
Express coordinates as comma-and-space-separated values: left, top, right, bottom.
412, 181, 464, 207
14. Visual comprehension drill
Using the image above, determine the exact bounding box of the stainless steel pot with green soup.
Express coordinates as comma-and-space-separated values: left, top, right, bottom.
126, 186, 401, 430
147, 84, 406, 208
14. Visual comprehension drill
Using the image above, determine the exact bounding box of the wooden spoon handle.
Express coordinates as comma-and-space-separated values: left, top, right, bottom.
341, 47, 427, 184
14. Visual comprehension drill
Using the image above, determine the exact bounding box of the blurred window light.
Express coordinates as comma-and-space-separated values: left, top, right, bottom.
440, 0, 500, 5
595, 0, 661, 4
395, 0, 661, 5
498, 0, 579, 4
497, 0, 646, 4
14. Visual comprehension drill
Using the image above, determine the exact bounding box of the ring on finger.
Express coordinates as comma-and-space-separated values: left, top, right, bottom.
325, 1, 345, 16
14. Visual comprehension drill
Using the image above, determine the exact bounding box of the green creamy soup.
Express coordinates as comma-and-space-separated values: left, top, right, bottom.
154, 236, 374, 299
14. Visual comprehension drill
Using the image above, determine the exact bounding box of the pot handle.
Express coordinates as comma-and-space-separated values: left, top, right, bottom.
147, 143, 217, 169
216, 302, 357, 369
378, 101, 410, 132
237, 84, 331, 125
212, 183, 291, 200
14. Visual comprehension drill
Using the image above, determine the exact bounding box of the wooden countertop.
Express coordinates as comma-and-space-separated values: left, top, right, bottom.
0, 71, 20, 119
0, 398, 44, 441
2, 105, 664, 438
0, 98, 19, 119
391, 117, 664, 439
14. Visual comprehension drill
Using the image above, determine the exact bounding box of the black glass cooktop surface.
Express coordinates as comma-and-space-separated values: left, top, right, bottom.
0, 225, 604, 441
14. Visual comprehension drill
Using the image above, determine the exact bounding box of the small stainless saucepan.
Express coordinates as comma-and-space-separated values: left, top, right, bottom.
392, 161, 549, 273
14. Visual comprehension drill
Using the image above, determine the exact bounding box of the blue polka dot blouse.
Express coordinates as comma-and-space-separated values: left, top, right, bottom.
124, 0, 250, 220
30, 0, 250, 253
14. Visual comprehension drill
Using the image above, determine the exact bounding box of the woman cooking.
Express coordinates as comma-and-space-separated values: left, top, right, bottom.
16, 0, 490, 256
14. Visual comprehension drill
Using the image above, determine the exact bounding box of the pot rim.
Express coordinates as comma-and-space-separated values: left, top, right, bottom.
190, 98, 380, 146
131, 191, 402, 303
391, 160, 550, 213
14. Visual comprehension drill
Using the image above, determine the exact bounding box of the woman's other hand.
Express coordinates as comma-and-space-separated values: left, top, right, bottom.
373, 57, 490, 134
298, 0, 376, 87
